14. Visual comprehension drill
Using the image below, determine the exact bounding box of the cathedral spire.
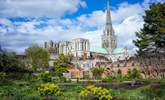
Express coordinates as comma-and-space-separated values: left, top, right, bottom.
101, 0, 117, 52
107, 0, 110, 11
105, 0, 113, 35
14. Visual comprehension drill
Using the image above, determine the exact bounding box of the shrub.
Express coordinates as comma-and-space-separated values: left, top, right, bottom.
38, 83, 61, 97
141, 82, 165, 99
0, 51, 31, 74
91, 67, 104, 79
39, 71, 52, 82
104, 68, 141, 81
0, 72, 7, 81
22, 73, 33, 81
79, 85, 112, 100
6, 72, 32, 80
127, 68, 141, 80
1, 87, 20, 97
103, 73, 128, 82
14, 96, 40, 100
59, 76, 67, 82
75, 85, 84, 93
11, 93, 41, 100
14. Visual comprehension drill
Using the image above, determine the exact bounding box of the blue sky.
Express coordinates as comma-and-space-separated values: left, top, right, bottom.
64, 0, 144, 18
0, 0, 164, 53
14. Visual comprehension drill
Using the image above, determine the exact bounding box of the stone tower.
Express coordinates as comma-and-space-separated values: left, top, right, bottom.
101, 0, 117, 54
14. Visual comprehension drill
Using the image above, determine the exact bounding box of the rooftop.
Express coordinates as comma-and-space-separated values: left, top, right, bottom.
90, 47, 108, 54
90, 47, 125, 55
112, 48, 125, 55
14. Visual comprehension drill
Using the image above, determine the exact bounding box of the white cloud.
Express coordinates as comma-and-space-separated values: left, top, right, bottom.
0, 0, 86, 17
0, 2, 145, 53
144, 0, 165, 3
77, 10, 105, 29
76, 3, 144, 50
111, 3, 144, 23
142, 0, 165, 9
115, 15, 144, 49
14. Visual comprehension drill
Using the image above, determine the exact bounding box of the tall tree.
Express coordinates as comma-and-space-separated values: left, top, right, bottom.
134, 3, 165, 55
0, 51, 29, 73
54, 54, 72, 77
26, 44, 50, 72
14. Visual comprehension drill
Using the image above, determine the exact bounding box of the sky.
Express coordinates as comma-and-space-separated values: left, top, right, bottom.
0, 0, 164, 54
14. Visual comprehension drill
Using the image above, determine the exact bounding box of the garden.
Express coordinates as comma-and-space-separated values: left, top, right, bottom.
0, 69, 165, 100
0, 37, 165, 100
0, 2, 165, 100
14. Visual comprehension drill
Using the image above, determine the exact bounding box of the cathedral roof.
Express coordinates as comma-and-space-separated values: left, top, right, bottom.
112, 48, 125, 55
90, 47, 125, 55
90, 47, 108, 54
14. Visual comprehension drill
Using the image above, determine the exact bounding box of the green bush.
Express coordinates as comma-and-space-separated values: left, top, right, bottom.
16, 96, 41, 100
127, 68, 141, 80
79, 85, 112, 100
140, 82, 165, 99
0, 72, 7, 81
22, 73, 33, 81
75, 85, 84, 93
59, 76, 67, 82
103, 74, 128, 82
91, 67, 104, 79
0, 87, 20, 97
6, 72, 31, 80
0, 51, 31, 74
14, 95, 40, 100
39, 71, 52, 82
103, 68, 141, 82
38, 83, 61, 97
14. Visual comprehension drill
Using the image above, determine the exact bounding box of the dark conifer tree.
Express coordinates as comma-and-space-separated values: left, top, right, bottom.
134, 3, 165, 55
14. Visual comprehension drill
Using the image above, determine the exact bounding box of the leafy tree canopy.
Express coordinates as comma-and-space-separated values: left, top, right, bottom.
134, 3, 165, 55
0, 51, 30, 73
54, 54, 72, 77
26, 44, 50, 72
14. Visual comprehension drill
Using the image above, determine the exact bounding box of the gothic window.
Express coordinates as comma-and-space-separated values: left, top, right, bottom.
85, 42, 86, 51
81, 42, 83, 51
107, 29, 109, 35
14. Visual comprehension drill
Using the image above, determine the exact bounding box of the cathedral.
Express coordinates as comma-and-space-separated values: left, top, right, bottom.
102, 0, 117, 54
44, 0, 130, 69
